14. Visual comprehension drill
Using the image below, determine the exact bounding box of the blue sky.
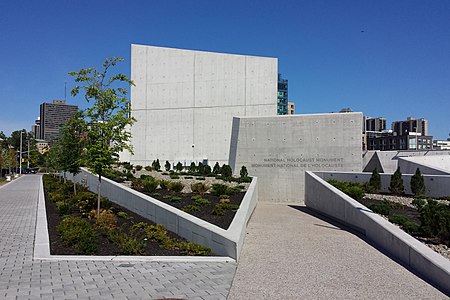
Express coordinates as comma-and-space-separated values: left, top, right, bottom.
1, 0, 449, 139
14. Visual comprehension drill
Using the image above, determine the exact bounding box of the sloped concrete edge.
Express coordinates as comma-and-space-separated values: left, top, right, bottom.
305, 171, 450, 296
59, 169, 258, 260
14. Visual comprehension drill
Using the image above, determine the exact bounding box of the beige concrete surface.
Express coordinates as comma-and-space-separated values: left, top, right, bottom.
228, 203, 448, 299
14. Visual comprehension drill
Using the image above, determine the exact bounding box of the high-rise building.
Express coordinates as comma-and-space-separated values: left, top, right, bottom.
39, 100, 78, 143
31, 118, 40, 139
365, 117, 386, 132
277, 74, 288, 115
392, 117, 428, 136
287, 102, 295, 115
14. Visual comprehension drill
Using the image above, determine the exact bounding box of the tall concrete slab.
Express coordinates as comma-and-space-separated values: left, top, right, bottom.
229, 113, 363, 202
124, 44, 277, 166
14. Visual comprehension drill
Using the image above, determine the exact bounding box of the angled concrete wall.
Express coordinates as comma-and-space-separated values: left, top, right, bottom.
398, 156, 450, 175
123, 44, 277, 166
66, 169, 258, 260
314, 171, 450, 198
305, 171, 450, 296
229, 112, 363, 202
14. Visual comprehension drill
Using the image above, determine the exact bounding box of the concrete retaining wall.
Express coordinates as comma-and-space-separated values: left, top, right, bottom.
314, 171, 450, 198
66, 168, 258, 260
398, 156, 450, 176
305, 171, 450, 296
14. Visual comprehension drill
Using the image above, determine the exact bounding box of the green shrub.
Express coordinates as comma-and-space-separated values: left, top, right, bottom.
366, 168, 381, 193
159, 180, 170, 190
194, 197, 210, 206
389, 167, 404, 195
170, 196, 182, 203
75, 192, 97, 215
438, 196, 450, 201
170, 174, 180, 179
57, 216, 97, 254
213, 162, 221, 174
152, 159, 161, 171
219, 194, 230, 199
411, 168, 425, 196
168, 181, 184, 193
135, 165, 143, 171
240, 165, 248, 178
55, 201, 71, 216
165, 160, 171, 171
176, 162, 183, 172
117, 211, 130, 220
125, 171, 134, 180
417, 199, 450, 244
211, 184, 229, 196
221, 164, 232, 177
122, 237, 146, 255
142, 177, 158, 193
95, 209, 117, 230
144, 165, 152, 171
177, 241, 211, 256
389, 214, 420, 234
191, 182, 209, 195
212, 203, 239, 216
204, 165, 212, 175
131, 178, 143, 190
182, 205, 201, 213
368, 202, 390, 216
327, 179, 365, 201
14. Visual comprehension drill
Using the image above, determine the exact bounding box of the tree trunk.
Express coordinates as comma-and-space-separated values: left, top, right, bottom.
97, 175, 102, 218
73, 181, 77, 196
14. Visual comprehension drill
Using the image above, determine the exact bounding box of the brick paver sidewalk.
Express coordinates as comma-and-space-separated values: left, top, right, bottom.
0, 176, 235, 300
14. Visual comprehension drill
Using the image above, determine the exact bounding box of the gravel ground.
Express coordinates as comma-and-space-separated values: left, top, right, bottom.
364, 193, 450, 260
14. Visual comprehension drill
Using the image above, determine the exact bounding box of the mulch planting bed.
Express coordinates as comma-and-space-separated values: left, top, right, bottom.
140, 189, 245, 230
359, 197, 421, 224
45, 189, 203, 256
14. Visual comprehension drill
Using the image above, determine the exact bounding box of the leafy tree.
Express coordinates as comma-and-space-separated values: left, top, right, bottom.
410, 168, 425, 196
240, 165, 248, 178
165, 160, 171, 171
389, 167, 404, 196
189, 162, 196, 173
70, 57, 135, 217
204, 165, 212, 175
45, 142, 63, 177
176, 161, 183, 172
59, 112, 85, 195
154, 159, 161, 171
221, 164, 232, 177
212, 162, 221, 174
366, 168, 381, 193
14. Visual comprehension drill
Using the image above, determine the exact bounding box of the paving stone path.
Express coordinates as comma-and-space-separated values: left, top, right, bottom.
0, 176, 236, 300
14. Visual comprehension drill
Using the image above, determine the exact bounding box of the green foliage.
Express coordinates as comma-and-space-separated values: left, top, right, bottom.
240, 165, 248, 178
189, 162, 196, 173
142, 176, 158, 193
106, 228, 145, 255
366, 168, 381, 193
152, 159, 161, 171
221, 164, 232, 177
57, 216, 97, 254
191, 182, 209, 195
411, 168, 425, 196
135, 165, 142, 171
75, 192, 98, 215
170, 174, 180, 179
416, 199, 450, 244
55, 201, 71, 216
210, 184, 229, 196
176, 162, 183, 172
368, 202, 391, 216
144, 165, 152, 171
159, 180, 170, 190
182, 205, 201, 213
58, 111, 85, 178
69, 57, 135, 216
389, 214, 420, 234
165, 160, 171, 171
197, 162, 204, 174
213, 162, 221, 174
193, 197, 210, 206
327, 179, 365, 201
168, 181, 184, 193
116, 211, 130, 220
389, 167, 404, 195
212, 203, 239, 216
204, 165, 212, 175
103, 169, 127, 183
177, 241, 212, 256
169, 196, 182, 203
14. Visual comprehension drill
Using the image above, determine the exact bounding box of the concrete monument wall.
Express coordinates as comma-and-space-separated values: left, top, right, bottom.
229, 112, 363, 202
123, 44, 277, 166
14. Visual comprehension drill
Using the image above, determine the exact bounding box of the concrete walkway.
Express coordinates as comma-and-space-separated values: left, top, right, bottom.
0, 176, 236, 300
228, 203, 448, 299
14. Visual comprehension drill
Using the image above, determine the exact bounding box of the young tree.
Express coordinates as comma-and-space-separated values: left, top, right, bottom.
367, 168, 381, 193
411, 168, 425, 196
154, 159, 161, 171
240, 165, 248, 178
221, 164, 232, 178
70, 57, 135, 217
213, 162, 221, 174
389, 167, 404, 196
59, 111, 85, 195
189, 162, 196, 173
176, 161, 183, 172
204, 164, 212, 175
165, 160, 171, 171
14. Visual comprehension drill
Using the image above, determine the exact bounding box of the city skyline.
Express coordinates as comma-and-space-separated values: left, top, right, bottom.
1, 1, 449, 139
